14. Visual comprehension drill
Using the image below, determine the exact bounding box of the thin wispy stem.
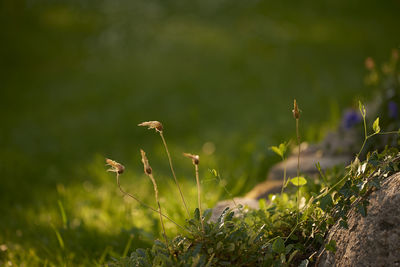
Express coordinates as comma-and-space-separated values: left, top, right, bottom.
184, 153, 204, 232
148, 172, 168, 245
140, 149, 168, 245
281, 160, 287, 195
115, 173, 186, 231
296, 118, 300, 222
195, 164, 204, 232
138, 121, 190, 217
160, 132, 190, 217
293, 99, 301, 224
106, 157, 186, 231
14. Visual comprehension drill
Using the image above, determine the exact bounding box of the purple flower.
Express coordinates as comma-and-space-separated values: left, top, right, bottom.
388, 101, 398, 119
342, 110, 362, 129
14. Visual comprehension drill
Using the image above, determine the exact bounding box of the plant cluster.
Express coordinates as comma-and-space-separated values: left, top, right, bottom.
108, 117, 398, 266
111, 149, 399, 266
108, 112, 399, 267
105, 53, 400, 266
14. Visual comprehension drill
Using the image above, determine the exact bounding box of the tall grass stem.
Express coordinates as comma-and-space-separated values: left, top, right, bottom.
296, 118, 300, 223
148, 173, 168, 245
195, 164, 204, 232
160, 132, 190, 217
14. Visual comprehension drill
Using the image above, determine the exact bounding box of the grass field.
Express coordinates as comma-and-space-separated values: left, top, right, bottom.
1, 0, 399, 265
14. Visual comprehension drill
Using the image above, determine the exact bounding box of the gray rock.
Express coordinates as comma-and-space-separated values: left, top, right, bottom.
318, 172, 400, 267
210, 198, 259, 222
246, 142, 352, 200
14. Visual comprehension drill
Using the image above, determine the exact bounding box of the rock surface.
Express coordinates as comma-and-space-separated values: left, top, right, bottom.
318, 172, 400, 267
210, 198, 259, 222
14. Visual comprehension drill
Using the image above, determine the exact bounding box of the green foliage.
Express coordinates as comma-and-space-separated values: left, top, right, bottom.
270, 142, 289, 159
112, 147, 399, 266
325, 240, 337, 253
289, 177, 307, 187
372, 117, 380, 134
2, 0, 400, 264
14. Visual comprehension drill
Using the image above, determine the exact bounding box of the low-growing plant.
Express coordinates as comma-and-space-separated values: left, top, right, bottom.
105, 56, 400, 265
111, 146, 399, 267
270, 141, 290, 194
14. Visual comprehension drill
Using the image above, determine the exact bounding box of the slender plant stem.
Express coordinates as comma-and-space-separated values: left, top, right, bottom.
157, 201, 168, 245
148, 173, 168, 245
296, 118, 300, 223
315, 248, 326, 266
356, 115, 368, 159
159, 132, 190, 217
363, 115, 367, 141
377, 130, 400, 135
195, 164, 204, 232
326, 174, 348, 196
219, 173, 238, 208
281, 158, 287, 195
284, 221, 300, 242
205, 253, 215, 267
357, 130, 399, 158
116, 173, 186, 231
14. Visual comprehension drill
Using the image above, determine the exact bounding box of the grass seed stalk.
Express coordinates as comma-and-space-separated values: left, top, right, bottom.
138, 121, 190, 217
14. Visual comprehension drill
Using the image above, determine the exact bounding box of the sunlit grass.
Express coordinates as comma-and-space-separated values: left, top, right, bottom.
1, 0, 399, 265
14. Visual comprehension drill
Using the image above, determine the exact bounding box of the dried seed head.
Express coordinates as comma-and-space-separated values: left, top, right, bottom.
138, 121, 163, 133
292, 99, 300, 119
106, 158, 125, 174
140, 149, 152, 175
183, 153, 200, 165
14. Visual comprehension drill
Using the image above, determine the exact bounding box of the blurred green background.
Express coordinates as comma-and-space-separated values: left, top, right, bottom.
1, 0, 399, 265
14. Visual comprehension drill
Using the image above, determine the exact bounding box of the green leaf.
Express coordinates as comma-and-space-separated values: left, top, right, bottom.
372, 117, 380, 133
289, 176, 307, 186
272, 237, 285, 254
270, 146, 283, 158
203, 209, 212, 222
319, 194, 333, 211
259, 198, 266, 210
339, 219, 348, 229
325, 240, 337, 253
194, 208, 200, 221
270, 142, 288, 158
357, 201, 368, 217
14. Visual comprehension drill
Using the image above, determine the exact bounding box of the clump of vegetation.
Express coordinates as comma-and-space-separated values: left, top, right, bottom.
107, 101, 398, 266
111, 147, 399, 266
104, 52, 399, 266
